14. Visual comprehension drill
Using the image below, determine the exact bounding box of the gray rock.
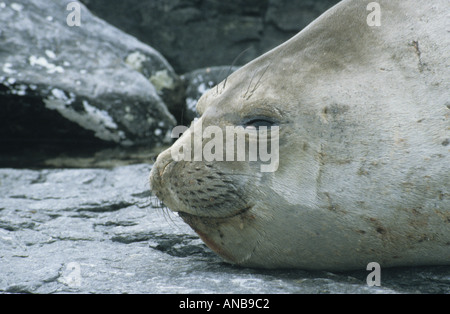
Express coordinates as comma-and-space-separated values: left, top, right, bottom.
81, 0, 341, 73
265, 0, 340, 32
0, 0, 183, 147
0, 164, 449, 294
181, 66, 240, 122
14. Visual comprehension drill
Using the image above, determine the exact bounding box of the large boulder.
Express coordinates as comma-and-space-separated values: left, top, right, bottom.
0, 0, 184, 147
81, 0, 340, 73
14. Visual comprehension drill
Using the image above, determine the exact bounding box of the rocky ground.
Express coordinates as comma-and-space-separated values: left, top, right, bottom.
1, 161, 449, 294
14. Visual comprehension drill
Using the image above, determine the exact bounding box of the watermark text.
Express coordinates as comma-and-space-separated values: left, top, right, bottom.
170, 120, 279, 173
366, 2, 381, 27
66, 2, 81, 27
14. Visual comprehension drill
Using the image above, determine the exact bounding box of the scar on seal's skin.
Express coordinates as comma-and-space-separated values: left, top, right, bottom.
410, 40, 425, 72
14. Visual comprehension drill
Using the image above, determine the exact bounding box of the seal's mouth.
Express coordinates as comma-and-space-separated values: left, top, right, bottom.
176, 205, 256, 264
177, 204, 253, 221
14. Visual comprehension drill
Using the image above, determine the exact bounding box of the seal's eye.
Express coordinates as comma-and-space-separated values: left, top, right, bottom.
243, 118, 276, 130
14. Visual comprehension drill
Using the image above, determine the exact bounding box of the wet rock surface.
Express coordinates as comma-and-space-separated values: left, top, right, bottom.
1, 164, 449, 294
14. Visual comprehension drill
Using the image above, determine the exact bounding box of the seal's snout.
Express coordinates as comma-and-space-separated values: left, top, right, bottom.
149, 148, 173, 202
150, 144, 250, 219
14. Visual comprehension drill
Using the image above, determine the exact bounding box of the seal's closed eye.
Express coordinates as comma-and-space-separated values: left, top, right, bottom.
243, 117, 277, 130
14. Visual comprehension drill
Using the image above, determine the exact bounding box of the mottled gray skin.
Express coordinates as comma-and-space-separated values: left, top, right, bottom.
150, 0, 450, 270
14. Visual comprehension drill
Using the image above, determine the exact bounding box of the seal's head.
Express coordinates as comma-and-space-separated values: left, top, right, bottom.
149, 64, 294, 266
149, 42, 358, 269
150, 0, 450, 270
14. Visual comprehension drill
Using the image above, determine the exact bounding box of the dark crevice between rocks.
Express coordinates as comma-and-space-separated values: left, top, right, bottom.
0, 83, 172, 168
42, 274, 60, 284
111, 233, 154, 244
148, 234, 212, 258
47, 214, 61, 220
0, 90, 115, 169
0, 139, 163, 170
131, 191, 153, 199
30, 172, 49, 184
152, 239, 210, 258
0, 223, 18, 232
4, 285, 34, 294
9, 195, 61, 201
8, 195, 28, 199
0, 141, 110, 169
50, 237, 94, 242
0, 221, 36, 232
111, 232, 213, 258
94, 221, 138, 228
76, 201, 135, 213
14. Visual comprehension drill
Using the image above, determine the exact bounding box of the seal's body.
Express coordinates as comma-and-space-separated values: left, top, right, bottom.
150, 0, 450, 270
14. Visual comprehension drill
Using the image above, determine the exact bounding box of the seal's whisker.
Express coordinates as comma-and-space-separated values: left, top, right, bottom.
243, 70, 258, 99
250, 62, 271, 95
153, 196, 182, 229
163, 206, 181, 229
222, 47, 251, 92
243, 59, 272, 100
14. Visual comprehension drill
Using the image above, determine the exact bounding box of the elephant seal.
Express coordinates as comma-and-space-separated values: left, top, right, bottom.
150, 0, 450, 270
